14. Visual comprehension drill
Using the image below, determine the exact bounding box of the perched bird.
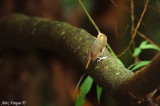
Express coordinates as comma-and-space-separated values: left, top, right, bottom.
85, 32, 107, 69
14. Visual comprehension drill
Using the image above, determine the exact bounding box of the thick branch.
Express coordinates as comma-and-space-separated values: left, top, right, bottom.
0, 14, 160, 105
116, 52, 160, 105
122, 52, 160, 97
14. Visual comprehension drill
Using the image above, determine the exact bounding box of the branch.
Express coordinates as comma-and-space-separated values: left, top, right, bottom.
118, 0, 149, 57
0, 14, 159, 105
122, 53, 160, 97
117, 52, 160, 105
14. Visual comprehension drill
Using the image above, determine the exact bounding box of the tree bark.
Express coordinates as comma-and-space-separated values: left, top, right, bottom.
0, 14, 160, 105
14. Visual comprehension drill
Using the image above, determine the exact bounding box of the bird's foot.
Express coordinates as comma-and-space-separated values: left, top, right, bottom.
97, 56, 107, 62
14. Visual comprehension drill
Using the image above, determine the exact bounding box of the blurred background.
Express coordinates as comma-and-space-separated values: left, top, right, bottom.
0, 0, 160, 106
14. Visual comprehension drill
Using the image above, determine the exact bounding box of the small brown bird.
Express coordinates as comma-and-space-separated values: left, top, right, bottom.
85, 32, 107, 69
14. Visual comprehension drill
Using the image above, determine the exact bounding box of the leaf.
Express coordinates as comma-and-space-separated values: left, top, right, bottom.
127, 63, 137, 70
80, 76, 93, 96
75, 96, 84, 106
140, 44, 160, 51
140, 41, 147, 48
133, 48, 141, 56
75, 74, 85, 100
75, 76, 93, 106
97, 85, 102, 104
131, 61, 150, 71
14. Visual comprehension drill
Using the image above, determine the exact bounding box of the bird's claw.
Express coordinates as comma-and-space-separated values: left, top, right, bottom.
97, 56, 107, 62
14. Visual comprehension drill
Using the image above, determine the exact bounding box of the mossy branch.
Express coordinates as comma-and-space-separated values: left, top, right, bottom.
0, 14, 160, 105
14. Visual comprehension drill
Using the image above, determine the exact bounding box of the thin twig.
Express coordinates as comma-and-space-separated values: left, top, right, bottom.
78, 0, 117, 58
110, 0, 145, 26
78, 0, 100, 32
118, 0, 149, 57
130, 0, 140, 61
131, 0, 136, 49
131, 0, 135, 33
137, 31, 160, 49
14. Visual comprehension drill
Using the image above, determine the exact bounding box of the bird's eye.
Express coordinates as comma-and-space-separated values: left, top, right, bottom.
100, 34, 102, 37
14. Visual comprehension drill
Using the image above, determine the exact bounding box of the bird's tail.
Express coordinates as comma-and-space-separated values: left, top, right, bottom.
85, 57, 91, 69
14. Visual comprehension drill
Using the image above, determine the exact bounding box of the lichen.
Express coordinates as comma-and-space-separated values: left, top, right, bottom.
95, 65, 100, 70
116, 72, 120, 75
61, 31, 65, 35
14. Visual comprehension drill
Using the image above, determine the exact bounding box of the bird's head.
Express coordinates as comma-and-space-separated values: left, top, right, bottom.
97, 32, 107, 42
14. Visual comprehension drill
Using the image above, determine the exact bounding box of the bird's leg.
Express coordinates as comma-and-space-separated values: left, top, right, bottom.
101, 47, 105, 55
97, 56, 107, 62
97, 48, 107, 62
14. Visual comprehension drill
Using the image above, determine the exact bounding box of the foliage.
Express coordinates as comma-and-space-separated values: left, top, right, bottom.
133, 41, 160, 57
97, 85, 102, 104
128, 61, 150, 71
75, 76, 93, 106
129, 41, 160, 71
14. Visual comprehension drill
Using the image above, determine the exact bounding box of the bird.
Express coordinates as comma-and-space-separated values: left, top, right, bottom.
85, 32, 107, 69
